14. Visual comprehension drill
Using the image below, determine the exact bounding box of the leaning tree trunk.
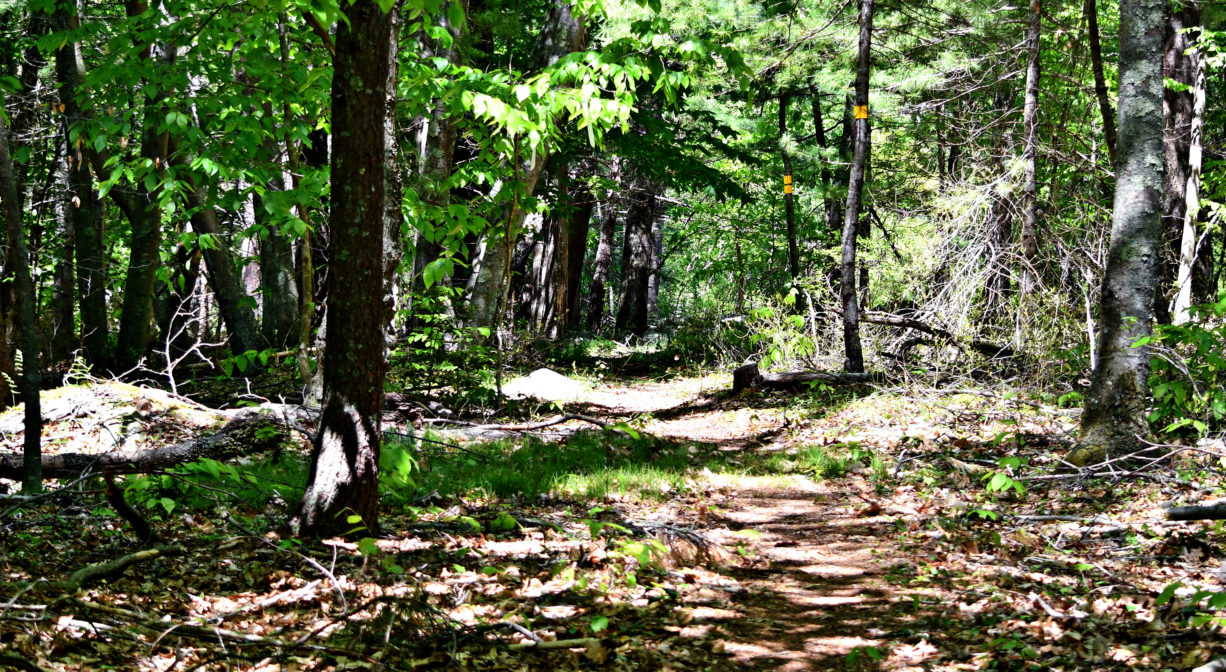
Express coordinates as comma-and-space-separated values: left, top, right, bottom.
294, 0, 399, 537
1085, 0, 1119, 166
1163, 1, 1202, 324
1019, 0, 1042, 297
0, 111, 43, 493
1074, 0, 1165, 465
810, 86, 839, 234
839, 0, 874, 373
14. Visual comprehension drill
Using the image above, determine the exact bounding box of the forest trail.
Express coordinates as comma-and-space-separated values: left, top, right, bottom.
565, 375, 927, 670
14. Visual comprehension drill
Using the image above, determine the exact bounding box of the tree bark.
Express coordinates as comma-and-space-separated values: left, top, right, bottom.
0, 109, 43, 493
1085, 0, 1119, 167
615, 181, 656, 337
1019, 0, 1042, 296
1163, 1, 1202, 324
294, 0, 399, 537
464, 0, 587, 330
114, 0, 172, 372
564, 182, 593, 332
180, 174, 265, 361
779, 94, 800, 286
839, 0, 874, 373
587, 159, 621, 331
50, 151, 77, 364
1075, 0, 1165, 465
810, 87, 839, 233
54, 5, 108, 371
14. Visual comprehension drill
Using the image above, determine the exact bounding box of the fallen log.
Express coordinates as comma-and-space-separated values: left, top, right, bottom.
1166, 500, 1226, 521
731, 362, 885, 392
0, 413, 289, 480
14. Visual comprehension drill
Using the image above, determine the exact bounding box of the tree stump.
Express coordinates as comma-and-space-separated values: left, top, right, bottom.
732, 363, 761, 393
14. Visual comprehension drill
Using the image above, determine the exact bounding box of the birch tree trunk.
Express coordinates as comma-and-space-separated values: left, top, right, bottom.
1019, 0, 1042, 296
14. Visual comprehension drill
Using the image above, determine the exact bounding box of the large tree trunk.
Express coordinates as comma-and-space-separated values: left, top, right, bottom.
464, 0, 587, 330
1075, 0, 1165, 465
294, 0, 399, 538
1085, 0, 1119, 166
1019, 0, 1042, 296
839, 0, 874, 373
114, 1, 172, 373
55, 2, 108, 371
615, 181, 656, 337
0, 110, 42, 492
1163, 1, 1202, 324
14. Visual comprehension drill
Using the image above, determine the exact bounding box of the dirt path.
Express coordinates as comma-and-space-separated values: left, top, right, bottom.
582, 376, 925, 670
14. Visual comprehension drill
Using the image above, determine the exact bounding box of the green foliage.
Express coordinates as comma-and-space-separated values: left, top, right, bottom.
1137, 296, 1226, 436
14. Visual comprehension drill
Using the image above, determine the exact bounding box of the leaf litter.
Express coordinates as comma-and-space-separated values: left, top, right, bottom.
2, 374, 1225, 670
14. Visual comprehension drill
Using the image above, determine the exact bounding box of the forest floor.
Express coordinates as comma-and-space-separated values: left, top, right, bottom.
2, 369, 1226, 671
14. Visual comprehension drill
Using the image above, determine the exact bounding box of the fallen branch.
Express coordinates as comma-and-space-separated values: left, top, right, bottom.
1167, 500, 1226, 521
731, 362, 885, 392
831, 308, 1015, 359
48, 544, 183, 592
0, 413, 290, 480
509, 637, 604, 651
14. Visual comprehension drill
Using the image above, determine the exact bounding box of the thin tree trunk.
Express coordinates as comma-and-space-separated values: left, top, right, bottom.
1075, 0, 1165, 464
810, 87, 839, 232
1163, 0, 1201, 324
50, 159, 76, 364
780, 93, 799, 285
647, 214, 664, 319
587, 160, 620, 331
1085, 0, 1118, 166
839, 0, 874, 373
0, 112, 42, 493
294, 0, 399, 537
1172, 18, 1206, 323
1019, 0, 1042, 296
181, 176, 264, 360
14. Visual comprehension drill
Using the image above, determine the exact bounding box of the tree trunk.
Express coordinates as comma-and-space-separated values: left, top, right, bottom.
114, 1, 172, 372
0, 112, 43, 493
780, 94, 800, 286
1019, 0, 1042, 296
587, 160, 621, 331
181, 176, 264, 361
50, 159, 77, 364
810, 87, 839, 233
1085, 0, 1119, 166
294, 0, 399, 538
564, 183, 593, 331
464, 0, 587, 330
647, 213, 664, 319
839, 0, 874, 373
54, 14, 108, 371
1074, 0, 1165, 465
615, 182, 656, 337
1163, 1, 1202, 324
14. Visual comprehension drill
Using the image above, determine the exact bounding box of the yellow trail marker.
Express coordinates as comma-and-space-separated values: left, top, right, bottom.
785, 184, 793, 194
783, 175, 792, 184
854, 105, 868, 119
784, 174, 793, 194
